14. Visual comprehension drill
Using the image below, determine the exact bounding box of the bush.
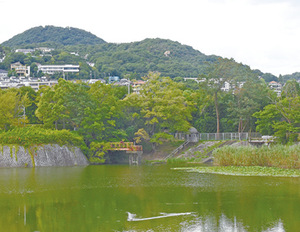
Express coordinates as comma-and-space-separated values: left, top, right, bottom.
0, 126, 85, 148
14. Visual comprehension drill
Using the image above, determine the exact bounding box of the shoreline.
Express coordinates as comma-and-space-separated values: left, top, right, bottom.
174, 166, 300, 177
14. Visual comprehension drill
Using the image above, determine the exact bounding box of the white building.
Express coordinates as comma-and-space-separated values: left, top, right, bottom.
35, 47, 54, 53
22, 79, 58, 91
37, 64, 80, 74
269, 81, 282, 96
15, 49, 34, 54
86, 79, 106, 84
0, 69, 8, 79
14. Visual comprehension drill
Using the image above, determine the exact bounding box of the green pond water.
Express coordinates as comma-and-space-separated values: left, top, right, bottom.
0, 165, 299, 232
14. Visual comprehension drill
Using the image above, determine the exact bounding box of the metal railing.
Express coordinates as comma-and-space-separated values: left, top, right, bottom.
173, 132, 261, 141
108, 142, 143, 151
164, 140, 189, 160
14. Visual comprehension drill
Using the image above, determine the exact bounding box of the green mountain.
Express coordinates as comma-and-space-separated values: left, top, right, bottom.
1, 26, 106, 47
0, 25, 268, 79
65, 38, 219, 78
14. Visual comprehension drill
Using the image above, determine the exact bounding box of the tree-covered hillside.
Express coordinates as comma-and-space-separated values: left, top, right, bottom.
1, 25, 292, 80
65, 38, 219, 78
2, 26, 106, 48
281, 72, 300, 82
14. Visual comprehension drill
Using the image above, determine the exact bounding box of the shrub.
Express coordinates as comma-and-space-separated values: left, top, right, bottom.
0, 127, 85, 149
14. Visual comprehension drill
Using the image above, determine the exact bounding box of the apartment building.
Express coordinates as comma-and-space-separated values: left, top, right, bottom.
37, 64, 80, 74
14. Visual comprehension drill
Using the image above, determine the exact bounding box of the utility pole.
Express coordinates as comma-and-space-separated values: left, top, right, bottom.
127, 80, 130, 95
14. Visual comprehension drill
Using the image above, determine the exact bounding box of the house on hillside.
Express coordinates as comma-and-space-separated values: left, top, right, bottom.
11, 62, 30, 77
131, 80, 145, 94
108, 76, 120, 84
35, 47, 54, 53
22, 78, 58, 91
15, 49, 34, 55
269, 81, 282, 96
0, 69, 8, 79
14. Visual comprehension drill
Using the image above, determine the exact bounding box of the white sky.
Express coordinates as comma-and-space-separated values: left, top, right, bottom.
1, 0, 300, 76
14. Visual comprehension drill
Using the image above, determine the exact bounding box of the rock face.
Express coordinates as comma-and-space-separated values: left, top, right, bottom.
0, 144, 89, 168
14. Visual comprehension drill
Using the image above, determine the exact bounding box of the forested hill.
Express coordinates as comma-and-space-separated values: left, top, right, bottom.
1, 25, 271, 79
66, 38, 219, 78
1, 26, 106, 47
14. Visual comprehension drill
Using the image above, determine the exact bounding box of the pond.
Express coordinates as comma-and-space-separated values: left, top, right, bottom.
0, 165, 299, 231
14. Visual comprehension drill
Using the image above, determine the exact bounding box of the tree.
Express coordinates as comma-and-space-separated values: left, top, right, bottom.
0, 89, 29, 130
36, 79, 92, 130
227, 79, 271, 132
199, 58, 248, 133
254, 80, 300, 143
125, 72, 192, 149
19, 86, 40, 124
35, 85, 62, 129
79, 81, 126, 146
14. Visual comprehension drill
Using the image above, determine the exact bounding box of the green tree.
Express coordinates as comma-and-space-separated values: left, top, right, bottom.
228, 79, 271, 132
35, 85, 63, 129
35, 79, 92, 130
125, 72, 192, 149
254, 80, 300, 143
79, 81, 126, 146
19, 86, 40, 124
0, 89, 29, 130
200, 58, 257, 133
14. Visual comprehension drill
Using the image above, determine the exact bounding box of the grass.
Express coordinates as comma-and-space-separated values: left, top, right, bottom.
201, 141, 224, 155
213, 145, 300, 169
165, 141, 223, 164
174, 166, 300, 177
173, 144, 300, 177
0, 127, 84, 148
167, 157, 187, 164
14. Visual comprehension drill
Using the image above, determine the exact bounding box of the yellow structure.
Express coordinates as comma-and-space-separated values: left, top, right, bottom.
10, 62, 30, 77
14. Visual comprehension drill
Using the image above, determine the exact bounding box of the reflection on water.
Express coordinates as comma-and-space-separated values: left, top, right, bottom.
0, 165, 299, 231
180, 214, 286, 232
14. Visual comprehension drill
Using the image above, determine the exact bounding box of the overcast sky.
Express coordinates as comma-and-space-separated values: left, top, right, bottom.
1, 0, 300, 76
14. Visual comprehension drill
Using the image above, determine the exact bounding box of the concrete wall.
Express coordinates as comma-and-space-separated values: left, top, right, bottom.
0, 144, 89, 168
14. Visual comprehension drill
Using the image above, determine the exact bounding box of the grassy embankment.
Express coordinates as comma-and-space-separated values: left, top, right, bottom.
179, 145, 300, 177
0, 127, 84, 148
0, 127, 86, 154
0, 127, 87, 165
166, 141, 224, 164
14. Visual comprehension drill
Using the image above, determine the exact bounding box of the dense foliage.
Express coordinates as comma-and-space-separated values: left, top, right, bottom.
0, 127, 84, 148
254, 79, 300, 143
0, 69, 298, 164
68, 38, 218, 78
1, 26, 106, 47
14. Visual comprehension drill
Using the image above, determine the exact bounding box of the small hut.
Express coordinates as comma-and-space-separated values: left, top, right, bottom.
187, 127, 199, 142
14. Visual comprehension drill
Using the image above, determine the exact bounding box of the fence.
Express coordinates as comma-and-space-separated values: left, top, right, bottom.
174, 132, 262, 141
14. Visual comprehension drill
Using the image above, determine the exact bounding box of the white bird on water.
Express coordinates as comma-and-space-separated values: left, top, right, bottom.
127, 212, 193, 221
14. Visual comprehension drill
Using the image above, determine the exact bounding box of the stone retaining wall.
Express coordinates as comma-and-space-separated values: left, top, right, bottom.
0, 144, 89, 168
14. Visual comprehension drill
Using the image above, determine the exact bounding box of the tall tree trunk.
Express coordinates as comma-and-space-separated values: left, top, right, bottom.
214, 92, 220, 134
238, 117, 242, 133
